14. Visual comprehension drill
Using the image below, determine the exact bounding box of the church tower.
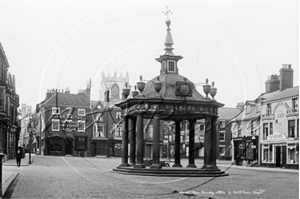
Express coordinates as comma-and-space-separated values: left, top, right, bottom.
100, 71, 130, 103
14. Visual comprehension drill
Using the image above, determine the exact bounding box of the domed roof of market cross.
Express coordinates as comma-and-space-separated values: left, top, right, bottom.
140, 18, 207, 102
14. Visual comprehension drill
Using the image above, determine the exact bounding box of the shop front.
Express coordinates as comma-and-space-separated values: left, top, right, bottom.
260, 134, 299, 169
233, 136, 258, 166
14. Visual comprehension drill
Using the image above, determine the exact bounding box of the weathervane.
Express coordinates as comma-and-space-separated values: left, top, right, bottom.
162, 6, 172, 20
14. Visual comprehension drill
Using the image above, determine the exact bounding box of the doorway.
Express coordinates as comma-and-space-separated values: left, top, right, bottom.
276, 146, 281, 167
65, 139, 73, 155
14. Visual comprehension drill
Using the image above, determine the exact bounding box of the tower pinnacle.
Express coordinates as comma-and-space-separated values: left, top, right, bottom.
162, 6, 174, 55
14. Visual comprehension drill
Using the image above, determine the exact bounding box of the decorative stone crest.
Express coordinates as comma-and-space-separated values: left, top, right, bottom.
175, 81, 193, 97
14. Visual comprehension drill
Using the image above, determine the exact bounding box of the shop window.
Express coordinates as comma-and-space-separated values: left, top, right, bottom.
262, 144, 273, 163
219, 145, 226, 156
51, 119, 60, 131
287, 144, 299, 164
78, 121, 85, 132
288, 120, 295, 138
78, 109, 85, 116
219, 132, 225, 142
263, 123, 268, 139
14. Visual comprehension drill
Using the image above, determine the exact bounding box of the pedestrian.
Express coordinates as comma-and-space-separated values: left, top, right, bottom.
16, 146, 24, 167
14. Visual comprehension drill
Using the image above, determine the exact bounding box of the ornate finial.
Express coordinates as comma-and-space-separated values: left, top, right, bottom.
140, 75, 143, 81
162, 6, 172, 20
157, 76, 160, 81
205, 78, 209, 84
125, 82, 128, 88
162, 6, 174, 55
212, 81, 215, 87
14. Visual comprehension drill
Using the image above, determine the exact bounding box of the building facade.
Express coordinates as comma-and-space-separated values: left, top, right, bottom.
91, 71, 129, 157
34, 83, 94, 157
231, 64, 299, 169
20, 104, 32, 151
90, 97, 123, 157
217, 107, 242, 160
259, 65, 298, 169
0, 43, 20, 160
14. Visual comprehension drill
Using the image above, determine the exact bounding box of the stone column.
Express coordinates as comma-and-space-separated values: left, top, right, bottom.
119, 116, 129, 167
134, 114, 145, 168
150, 114, 161, 168
187, 119, 197, 168
202, 116, 219, 170
129, 117, 136, 166
211, 116, 218, 168
173, 120, 182, 167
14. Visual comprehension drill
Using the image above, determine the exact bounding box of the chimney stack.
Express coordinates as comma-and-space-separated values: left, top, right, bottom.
65, 87, 70, 94
265, 74, 280, 93
236, 102, 244, 111
280, 64, 293, 91
46, 89, 54, 99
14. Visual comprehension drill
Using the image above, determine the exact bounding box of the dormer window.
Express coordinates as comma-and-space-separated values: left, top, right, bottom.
246, 105, 251, 114
52, 107, 60, 115
167, 60, 176, 72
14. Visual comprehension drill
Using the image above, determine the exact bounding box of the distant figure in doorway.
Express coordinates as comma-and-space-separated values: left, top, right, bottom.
16, 146, 25, 167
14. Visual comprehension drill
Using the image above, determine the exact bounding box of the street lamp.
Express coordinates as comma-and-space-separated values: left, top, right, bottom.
27, 123, 33, 164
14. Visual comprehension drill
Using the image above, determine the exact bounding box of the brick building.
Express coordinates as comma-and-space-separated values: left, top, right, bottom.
217, 107, 242, 160
34, 83, 93, 157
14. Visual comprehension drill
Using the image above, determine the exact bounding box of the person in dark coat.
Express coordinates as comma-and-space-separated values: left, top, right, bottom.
16, 147, 24, 167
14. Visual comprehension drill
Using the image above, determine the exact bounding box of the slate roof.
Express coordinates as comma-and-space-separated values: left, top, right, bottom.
44, 93, 90, 108
263, 86, 299, 102
90, 100, 119, 110
142, 74, 207, 101
218, 107, 242, 120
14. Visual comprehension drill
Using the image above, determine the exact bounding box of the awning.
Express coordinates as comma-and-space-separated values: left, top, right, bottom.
47, 133, 65, 139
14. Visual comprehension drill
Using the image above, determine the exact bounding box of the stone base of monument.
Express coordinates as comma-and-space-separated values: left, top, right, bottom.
112, 166, 228, 177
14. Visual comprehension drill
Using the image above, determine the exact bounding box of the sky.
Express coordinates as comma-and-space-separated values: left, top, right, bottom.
0, 0, 298, 110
